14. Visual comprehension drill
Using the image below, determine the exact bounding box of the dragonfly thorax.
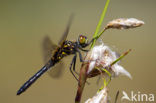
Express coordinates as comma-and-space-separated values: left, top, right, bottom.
52, 40, 76, 62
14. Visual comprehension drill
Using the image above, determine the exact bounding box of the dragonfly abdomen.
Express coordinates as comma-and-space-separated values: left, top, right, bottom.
17, 60, 55, 95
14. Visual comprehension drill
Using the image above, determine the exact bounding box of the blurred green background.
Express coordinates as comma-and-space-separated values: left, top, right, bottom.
0, 0, 155, 103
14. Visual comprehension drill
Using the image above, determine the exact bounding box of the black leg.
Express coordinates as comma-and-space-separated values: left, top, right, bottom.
73, 53, 77, 71
77, 49, 84, 62
75, 52, 91, 85
70, 54, 90, 85
77, 49, 92, 63
72, 54, 80, 76
69, 55, 79, 81
82, 49, 89, 52
79, 48, 89, 52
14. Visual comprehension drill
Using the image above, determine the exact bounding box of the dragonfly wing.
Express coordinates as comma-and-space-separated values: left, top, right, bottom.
42, 36, 64, 78
58, 14, 74, 45
48, 61, 64, 78
42, 36, 57, 63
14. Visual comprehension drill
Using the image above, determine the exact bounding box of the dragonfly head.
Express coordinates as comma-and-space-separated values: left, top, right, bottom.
78, 34, 88, 48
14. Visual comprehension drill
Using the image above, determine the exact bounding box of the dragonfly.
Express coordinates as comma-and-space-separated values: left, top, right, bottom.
17, 15, 96, 95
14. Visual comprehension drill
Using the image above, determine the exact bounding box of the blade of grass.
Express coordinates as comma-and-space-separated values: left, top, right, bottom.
90, 0, 110, 49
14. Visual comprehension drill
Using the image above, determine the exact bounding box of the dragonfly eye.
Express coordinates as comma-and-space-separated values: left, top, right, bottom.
78, 35, 88, 46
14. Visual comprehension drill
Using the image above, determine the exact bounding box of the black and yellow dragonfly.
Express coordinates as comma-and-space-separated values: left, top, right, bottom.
17, 16, 95, 95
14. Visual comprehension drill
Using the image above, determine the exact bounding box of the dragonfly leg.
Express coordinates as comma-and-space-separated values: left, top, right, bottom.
77, 49, 84, 62
69, 55, 79, 81
73, 53, 91, 85
72, 53, 79, 76
77, 49, 92, 63
79, 48, 89, 52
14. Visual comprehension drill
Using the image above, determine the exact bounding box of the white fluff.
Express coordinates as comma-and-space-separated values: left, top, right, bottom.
87, 43, 132, 79
85, 87, 108, 103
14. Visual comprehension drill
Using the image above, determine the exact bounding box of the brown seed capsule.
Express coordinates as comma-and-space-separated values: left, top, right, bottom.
106, 18, 144, 29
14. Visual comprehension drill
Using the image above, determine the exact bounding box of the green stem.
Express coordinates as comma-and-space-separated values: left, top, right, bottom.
95, 27, 108, 40
90, 0, 110, 49
111, 49, 132, 66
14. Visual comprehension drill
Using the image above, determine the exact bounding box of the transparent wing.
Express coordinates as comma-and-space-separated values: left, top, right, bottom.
42, 15, 74, 78
42, 36, 57, 63
42, 36, 64, 78
58, 14, 74, 45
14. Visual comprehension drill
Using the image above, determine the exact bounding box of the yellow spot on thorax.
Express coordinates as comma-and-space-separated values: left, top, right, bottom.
62, 52, 66, 55
58, 56, 61, 59
64, 45, 68, 48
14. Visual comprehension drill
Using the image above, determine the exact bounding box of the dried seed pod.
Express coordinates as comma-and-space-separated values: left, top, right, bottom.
106, 18, 144, 29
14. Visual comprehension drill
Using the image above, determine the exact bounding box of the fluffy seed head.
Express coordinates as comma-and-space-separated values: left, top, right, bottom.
86, 43, 132, 79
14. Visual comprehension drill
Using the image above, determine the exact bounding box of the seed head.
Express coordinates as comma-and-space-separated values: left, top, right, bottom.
86, 43, 132, 79
106, 18, 144, 29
